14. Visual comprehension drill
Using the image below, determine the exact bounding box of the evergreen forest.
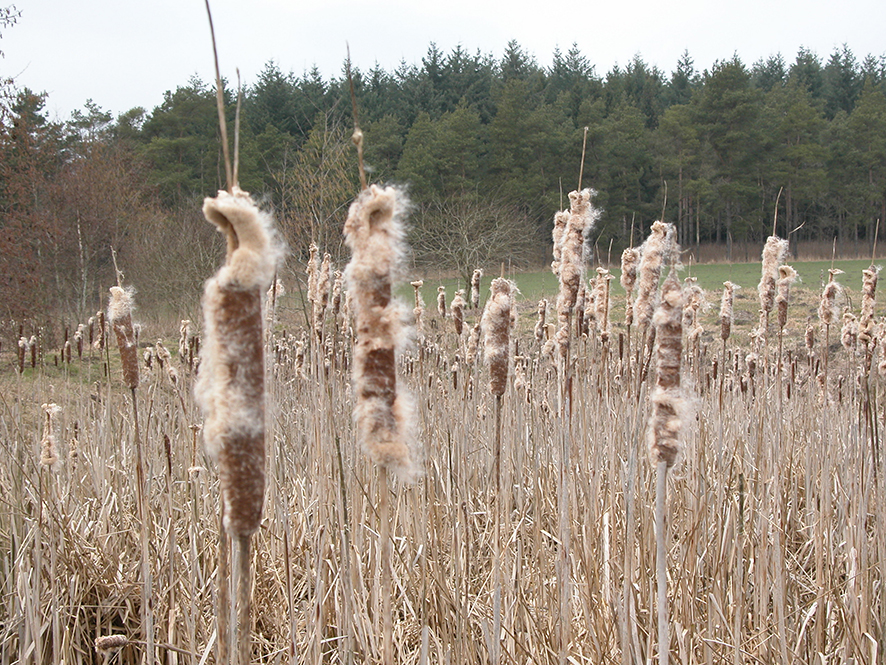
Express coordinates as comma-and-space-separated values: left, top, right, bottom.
3, 38, 886, 319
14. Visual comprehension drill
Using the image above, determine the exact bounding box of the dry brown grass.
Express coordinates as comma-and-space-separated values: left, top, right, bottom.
1, 271, 884, 664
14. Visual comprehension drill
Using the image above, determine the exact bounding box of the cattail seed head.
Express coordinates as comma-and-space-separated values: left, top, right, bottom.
758, 236, 789, 316
179, 320, 193, 360
551, 210, 569, 277
451, 289, 466, 335
108, 286, 140, 390
411, 280, 424, 331
75, 324, 85, 358
534, 299, 547, 344
719, 281, 738, 342
635, 221, 674, 332
860, 266, 879, 345
819, 269, 843, 327
648, 272, 684, 468
470, 269, 483, 309
17, 336, 26, 373
841, 309, 858, 353
466, 321, 482, 365
331, 271, 343, 322
554, 189, 600, 356
307, 243, 319, 304
682, 276, 707, 344
40, 402, 62, 469
343, 184, 418, 482
437, 285, 447, 317
622, 245, 641, 328
482, 278, 515, 397
197, 187, 283, 537
95, 634, 129, 653
775, 264, 798, 331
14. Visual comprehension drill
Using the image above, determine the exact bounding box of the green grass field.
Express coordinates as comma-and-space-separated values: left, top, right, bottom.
407, 257, 878, 307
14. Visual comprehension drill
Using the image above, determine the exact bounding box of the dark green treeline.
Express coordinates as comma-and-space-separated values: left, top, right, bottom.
2, 41, 886, 319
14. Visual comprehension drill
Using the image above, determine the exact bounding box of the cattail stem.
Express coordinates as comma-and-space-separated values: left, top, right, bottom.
218, 505, 230, 665
492, 393, 503, 665
379, 467, 393, 665
131, 387, 155, 665
236, 535, 251, 665
655, 459, 669, 665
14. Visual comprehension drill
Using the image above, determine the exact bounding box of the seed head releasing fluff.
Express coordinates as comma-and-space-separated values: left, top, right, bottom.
859, 266, 879, 345
108, 286, 140, 390
451, 290, 466, 336
343, 184, 418, 482
482, 278, 515, 396
819, 269, 843, 328
757, 236, 789, 338
554, 189, 600, 355
196, 187, 283, 537
470, 269, 483, 310
634, 221, 674, 334
621, 246, 640, 326
719, 281, 739, 342
648, 272, 685, 467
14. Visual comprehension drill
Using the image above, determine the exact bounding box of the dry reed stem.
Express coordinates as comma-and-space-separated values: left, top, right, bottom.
775, 264, 798, 332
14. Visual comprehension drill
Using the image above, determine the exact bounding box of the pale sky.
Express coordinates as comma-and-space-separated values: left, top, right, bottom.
3, 0, 885, 122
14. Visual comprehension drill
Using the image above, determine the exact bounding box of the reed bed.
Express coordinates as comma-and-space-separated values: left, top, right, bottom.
1, 263, 886, 665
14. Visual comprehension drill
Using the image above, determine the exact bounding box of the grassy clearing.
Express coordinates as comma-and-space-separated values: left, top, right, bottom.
1, 255, 884, 664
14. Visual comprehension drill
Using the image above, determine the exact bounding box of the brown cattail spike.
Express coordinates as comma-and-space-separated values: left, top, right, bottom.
554, 188, 601, 355
343, 184, 417, 482
437, 285, 447, 318
451, 289, 466, 336
482, 278, 515, 397
95, 635, 129, 653
819, 269, 843, 328
859, 266, 879, 345
108, 286, 140, 390
719, 281, 738, 342
621, 246, 640, 327
648, 272, 684, 468
197, 187, 282, 537
40, 403, 62, 469
534, 299, 547, 344
635, 221, 674, 333
470, 269, 483, 309
757, 235, 789, 334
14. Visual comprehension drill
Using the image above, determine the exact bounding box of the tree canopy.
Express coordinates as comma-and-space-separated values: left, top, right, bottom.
3, 39, 886, 319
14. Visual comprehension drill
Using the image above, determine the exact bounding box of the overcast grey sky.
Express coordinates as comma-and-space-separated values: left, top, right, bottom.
3, 0, 885, 121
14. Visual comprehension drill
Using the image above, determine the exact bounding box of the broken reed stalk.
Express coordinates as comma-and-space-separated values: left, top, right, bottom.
108, 285, 154, 665
482, 277, 514, 665
648, 271, 684, 665
204, 0, 232, 192
197, 187, 281, 665
343, 184, 417, 665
